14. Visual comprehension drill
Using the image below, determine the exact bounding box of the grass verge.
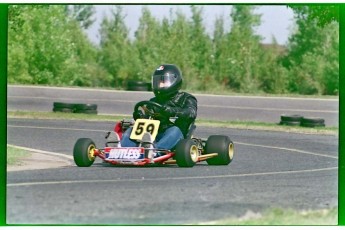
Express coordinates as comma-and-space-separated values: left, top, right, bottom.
199, 208, 338, 225
7, 145, 31, 166
7, 110, 338, 135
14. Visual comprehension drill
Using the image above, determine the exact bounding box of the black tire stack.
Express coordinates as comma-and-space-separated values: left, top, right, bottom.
300, 117, 325, 127
53, 102, 98, 115
53, 102, 75, 113
279, 114, 303, 126
127, 80, 151, 91
279, 114, 325, 128
74, 103, 98, 114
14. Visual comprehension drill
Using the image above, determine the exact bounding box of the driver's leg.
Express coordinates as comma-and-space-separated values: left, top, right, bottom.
120, 127, 138, 147
155, 126, 184, 150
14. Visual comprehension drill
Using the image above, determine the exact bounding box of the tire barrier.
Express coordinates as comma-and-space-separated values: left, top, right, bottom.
127, 81, 151, 91
300, 117, 325, 127
279, 114, 325, 128
53, 102, 98, 115
279, 114, 303, 126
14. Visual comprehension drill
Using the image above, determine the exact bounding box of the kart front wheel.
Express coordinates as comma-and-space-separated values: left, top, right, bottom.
205, 135, 234, 165
73, 138, 96, 167
175, 139, 198, 167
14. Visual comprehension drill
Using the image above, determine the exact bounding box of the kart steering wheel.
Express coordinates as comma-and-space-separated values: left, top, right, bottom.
134, 100, 163, 118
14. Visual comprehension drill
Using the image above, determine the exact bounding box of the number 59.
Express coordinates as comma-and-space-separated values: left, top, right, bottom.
130, 119, 160, 141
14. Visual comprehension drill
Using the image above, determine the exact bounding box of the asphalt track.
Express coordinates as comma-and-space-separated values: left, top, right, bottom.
6, 86, 339, 224
7, 85, 339, 126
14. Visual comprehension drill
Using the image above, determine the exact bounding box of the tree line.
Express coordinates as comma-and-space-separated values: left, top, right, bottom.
7, 5, 339, 95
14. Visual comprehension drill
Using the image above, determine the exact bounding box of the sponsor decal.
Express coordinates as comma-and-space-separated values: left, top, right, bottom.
105, 147, 144, 160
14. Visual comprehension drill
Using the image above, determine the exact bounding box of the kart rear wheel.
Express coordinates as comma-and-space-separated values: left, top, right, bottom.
175, 139, 198, 167
205, 135, 234, 165
73, 138, 96, 167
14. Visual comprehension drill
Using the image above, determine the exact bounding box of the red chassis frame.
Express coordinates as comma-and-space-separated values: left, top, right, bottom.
92, 121, 176, 166
90, 120, 216, 166
93, 148, 175, 166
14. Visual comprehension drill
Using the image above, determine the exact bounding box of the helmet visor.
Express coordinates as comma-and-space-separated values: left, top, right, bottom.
152, 73, 177, 90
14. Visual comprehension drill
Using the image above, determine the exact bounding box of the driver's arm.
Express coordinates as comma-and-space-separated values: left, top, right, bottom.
162, 96, 197, 120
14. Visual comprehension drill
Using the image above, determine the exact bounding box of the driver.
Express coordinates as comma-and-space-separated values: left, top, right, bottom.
120, 64, 198, 151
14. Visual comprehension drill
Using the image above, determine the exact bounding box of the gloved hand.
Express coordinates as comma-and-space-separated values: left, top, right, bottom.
133, 110, 144, 120
161, 105, 178, 117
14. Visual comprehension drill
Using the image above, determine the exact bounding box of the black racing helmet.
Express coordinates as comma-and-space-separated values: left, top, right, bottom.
152, 64, 182, 98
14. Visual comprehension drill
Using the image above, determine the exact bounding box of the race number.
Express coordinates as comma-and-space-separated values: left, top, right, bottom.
130, 119, 160, 141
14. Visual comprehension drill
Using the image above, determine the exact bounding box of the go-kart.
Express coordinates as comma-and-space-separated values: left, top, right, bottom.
73, 101, 234, 167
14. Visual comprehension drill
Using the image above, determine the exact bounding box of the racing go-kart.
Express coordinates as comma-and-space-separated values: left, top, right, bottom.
73, 101, 234, 167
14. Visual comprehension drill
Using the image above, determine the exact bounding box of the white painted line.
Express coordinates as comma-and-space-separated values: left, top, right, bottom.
8, 84, 338, 101
198, 104, 338, 113
7, 95, 338, 113
7, 144, 73, 160
236, 142, 338, 159
7, 125, 107, 133
8, 85, 152, 95
8, 125, 337, 159
194, 93, 339, 101
8, 95, 138, 104
7, 167, 337, 187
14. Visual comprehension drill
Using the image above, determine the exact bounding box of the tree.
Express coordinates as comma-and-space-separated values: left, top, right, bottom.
222, 5, 263, 92
8, 5, 110, 86
283, 6, 339, 95
258, 39, 289, 94
288, 4, 339, 27
134, 7, 164, 81
188, 6, 213, 90
98, 6, 139, 87
65, 5, 96, 29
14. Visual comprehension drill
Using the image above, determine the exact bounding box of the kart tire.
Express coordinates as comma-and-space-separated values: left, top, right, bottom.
53, 102, 75, 109
74, 103, 97, 111
74, 109, 98, 115
175, 139, 198, 167
300, 117, 325, 127
205, 135, 234, 165
279, 121, 301, 126
127, 81, 150, 91
300, 122, 325, 128
280, 114, 303, 122
73, 138, 96, 167
301, 117, 325, 124
52, 107, 74, 113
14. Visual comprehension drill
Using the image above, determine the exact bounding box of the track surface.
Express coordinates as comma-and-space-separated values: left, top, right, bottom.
7, 118, 338, 224
6, 86, 339, 224
7, 85, 339, 126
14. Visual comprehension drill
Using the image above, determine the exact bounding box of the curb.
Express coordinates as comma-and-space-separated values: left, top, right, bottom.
7, 145, 74, 172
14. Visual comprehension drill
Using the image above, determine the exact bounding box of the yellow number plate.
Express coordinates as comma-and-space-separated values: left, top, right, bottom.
130, 119, 160, 141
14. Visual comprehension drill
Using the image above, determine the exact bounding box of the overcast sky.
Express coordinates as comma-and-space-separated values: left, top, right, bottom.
86, 5, 295, 45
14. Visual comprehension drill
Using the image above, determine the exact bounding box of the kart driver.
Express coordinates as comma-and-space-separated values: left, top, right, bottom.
120, 64, 198, 151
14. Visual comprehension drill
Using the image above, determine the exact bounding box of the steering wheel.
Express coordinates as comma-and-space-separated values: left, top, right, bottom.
134, 100, 163, 118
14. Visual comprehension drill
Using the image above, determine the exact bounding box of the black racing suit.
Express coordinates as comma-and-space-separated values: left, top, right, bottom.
149, 92, 198, 137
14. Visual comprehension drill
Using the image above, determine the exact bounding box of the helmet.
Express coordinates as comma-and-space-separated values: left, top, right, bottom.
152, 64, 182, 99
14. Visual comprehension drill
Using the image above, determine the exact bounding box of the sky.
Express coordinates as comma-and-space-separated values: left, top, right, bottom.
86, 5, 295, 46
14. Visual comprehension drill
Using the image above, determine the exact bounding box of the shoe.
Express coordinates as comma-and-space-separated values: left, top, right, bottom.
105, 131, 121, 147
141, 132, 155, 162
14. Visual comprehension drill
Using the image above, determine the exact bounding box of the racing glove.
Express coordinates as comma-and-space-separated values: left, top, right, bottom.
133, 110, 144, 120
161, 105, 179, 117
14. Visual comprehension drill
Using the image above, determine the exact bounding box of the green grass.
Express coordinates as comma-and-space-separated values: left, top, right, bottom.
7, 110, 338, 135
8, 110, 131, 122
197, 119, 338, 135
7, 145, 31, 165
199, 208, 338, 225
